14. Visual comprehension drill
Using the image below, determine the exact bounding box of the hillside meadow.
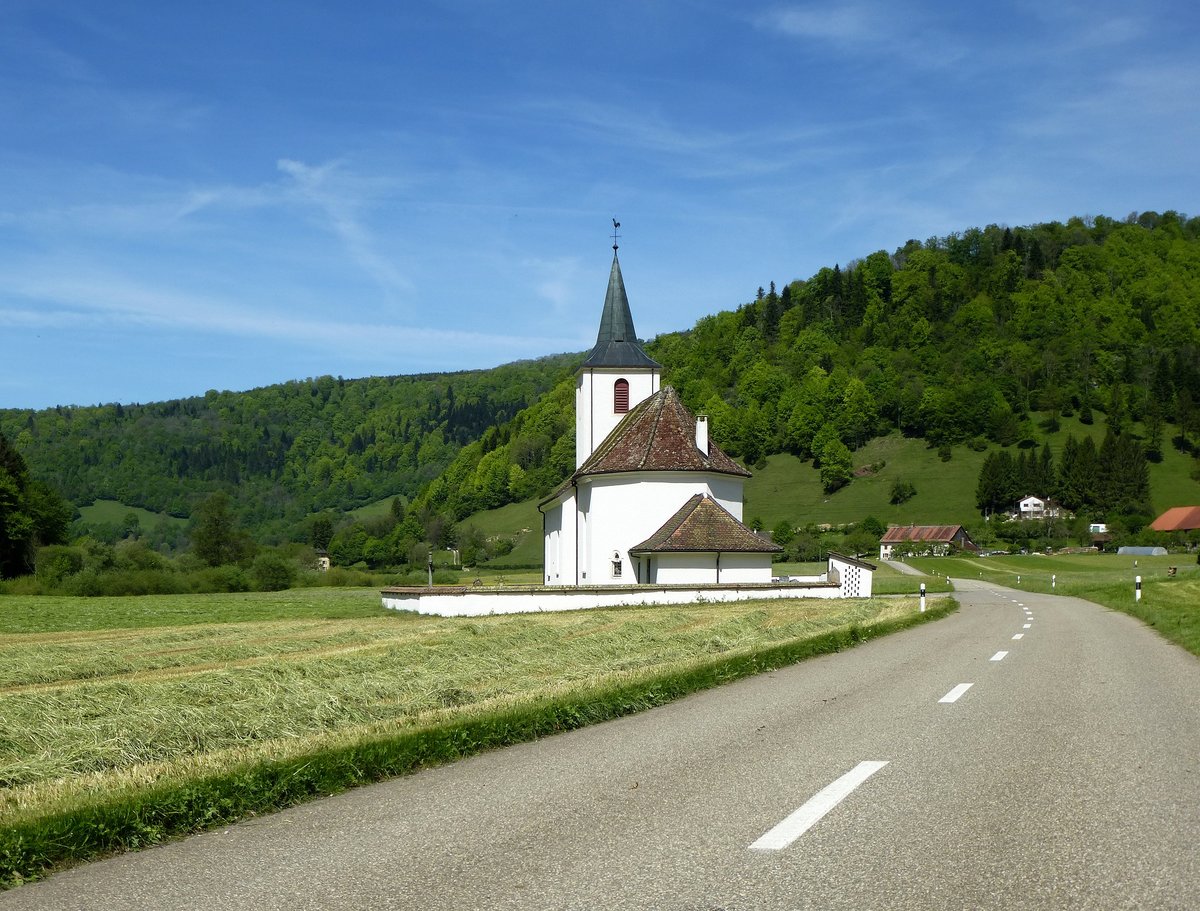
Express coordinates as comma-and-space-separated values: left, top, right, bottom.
0, 588, 948, 886
443, 413, 1200, 563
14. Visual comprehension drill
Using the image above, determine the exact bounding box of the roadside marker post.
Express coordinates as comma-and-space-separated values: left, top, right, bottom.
920, 582, 926, 612
1052, 574, 1056, 590
1135, 575, 1142, 602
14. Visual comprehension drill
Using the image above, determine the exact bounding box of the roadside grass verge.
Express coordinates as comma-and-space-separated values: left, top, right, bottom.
1079, 577, 1200, 654
909, 553, 1200, 656
0, 592, 954, 887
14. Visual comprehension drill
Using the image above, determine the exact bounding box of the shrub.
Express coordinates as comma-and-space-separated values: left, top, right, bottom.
250, 552, 296, 592
890, 480, 917, 505
859, 516, 886, 537
113, 540, 169, 572
0, 574, 45, 595
35, 545, 83, 586
65, 570, 103, 596
320, 567, 374, 587
189, 565, 250, 593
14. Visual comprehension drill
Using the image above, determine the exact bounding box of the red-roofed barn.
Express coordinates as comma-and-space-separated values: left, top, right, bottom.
1149, 506, 1200, 533
879, 525, 978, 560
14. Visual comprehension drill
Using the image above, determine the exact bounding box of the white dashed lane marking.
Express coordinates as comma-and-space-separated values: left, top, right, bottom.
939, 683, 973, 703
749, 761, 889, 851
990, 651, 1009, 662
1012, 633, 1024, 640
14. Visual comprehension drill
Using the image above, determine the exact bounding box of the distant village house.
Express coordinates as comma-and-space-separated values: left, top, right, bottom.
1015, 495, 1067, 520
880, 525, 978, 560
1149, 506, 1200, 534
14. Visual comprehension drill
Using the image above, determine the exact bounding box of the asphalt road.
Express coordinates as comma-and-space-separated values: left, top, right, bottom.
4, 580, 1198, 910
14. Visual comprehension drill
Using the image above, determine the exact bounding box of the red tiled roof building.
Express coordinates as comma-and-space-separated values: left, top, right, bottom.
1149, 506, 1200, 532
879, 524, 978, 559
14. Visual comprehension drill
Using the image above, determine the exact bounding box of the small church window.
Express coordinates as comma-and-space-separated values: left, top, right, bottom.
614, 378, 629, 413
611, 559, 622, 578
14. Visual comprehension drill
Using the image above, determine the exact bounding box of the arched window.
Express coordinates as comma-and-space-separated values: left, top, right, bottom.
614, 378, 630, 413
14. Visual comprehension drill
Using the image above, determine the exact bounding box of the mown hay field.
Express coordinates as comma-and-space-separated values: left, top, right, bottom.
0, 588, 941, 884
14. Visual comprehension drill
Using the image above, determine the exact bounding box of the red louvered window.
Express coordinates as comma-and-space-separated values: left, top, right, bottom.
614, 379, 630, 413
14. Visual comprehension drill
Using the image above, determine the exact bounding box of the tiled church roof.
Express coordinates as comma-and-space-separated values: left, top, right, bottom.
577, 386, 750, 478
631, 494, 782, 554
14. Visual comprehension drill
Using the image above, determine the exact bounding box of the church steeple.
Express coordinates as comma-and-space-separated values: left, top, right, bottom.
574, 238, 662, 468
580, 251, 662, 370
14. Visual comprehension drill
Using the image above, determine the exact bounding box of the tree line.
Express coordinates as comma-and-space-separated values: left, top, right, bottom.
975, 430, 1151, 520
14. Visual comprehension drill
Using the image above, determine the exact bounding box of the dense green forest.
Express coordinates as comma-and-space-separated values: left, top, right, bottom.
0, 357, 575, 544
416, 212, 1200, 524
3, 211, 1200, 581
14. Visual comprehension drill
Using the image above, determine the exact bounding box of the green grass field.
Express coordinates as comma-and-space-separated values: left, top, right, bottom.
745, 438, 991, 528
743, 418, 1200, 529
457, 499, 543, 567
76, 499, 188, 529
345, 497, 401, 522
0, 588, 946, 886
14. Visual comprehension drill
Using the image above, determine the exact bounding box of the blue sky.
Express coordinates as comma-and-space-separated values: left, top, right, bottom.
2, 1, 1198, 409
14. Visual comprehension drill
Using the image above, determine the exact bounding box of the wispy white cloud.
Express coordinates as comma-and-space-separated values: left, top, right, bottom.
276, 158, 413, 305
758, 3, 881, 43
519, 96, 887, 183
1013, 61, 1200, 159
1, 269, 577, 359
521, 255, 585, 316
755, 1, 967, 67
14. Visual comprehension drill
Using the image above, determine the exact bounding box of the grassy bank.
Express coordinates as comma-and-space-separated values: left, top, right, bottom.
0, 589, 954, 887
909, 552, 1200, 655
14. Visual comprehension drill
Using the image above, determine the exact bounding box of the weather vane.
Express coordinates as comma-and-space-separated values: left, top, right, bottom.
612, 218, 621, 251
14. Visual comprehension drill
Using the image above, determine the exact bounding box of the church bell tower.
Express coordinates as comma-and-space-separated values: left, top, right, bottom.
575, 235, 662, 467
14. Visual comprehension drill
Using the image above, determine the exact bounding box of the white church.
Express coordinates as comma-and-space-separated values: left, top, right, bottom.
382, 245, 875, 616
538, 249, 782, 587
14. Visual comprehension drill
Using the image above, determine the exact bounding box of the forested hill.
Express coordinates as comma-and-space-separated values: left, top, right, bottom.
0, 356, 575, 540
655, 211, 1200, 464
417, 212, 1200, 526
5, 211, 1200, 551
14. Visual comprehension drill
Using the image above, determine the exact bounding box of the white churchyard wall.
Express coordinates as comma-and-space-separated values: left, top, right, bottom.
382, 579, 842, 617
382, 553, 873, 617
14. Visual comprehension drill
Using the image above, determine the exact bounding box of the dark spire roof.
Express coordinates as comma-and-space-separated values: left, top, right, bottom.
630, 494, 782, 555
580, 252, 662, 370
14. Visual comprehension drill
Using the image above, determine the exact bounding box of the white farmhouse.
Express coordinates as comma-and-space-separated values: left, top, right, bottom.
1016, 495, 1065, 519
539, 251, 781, 587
